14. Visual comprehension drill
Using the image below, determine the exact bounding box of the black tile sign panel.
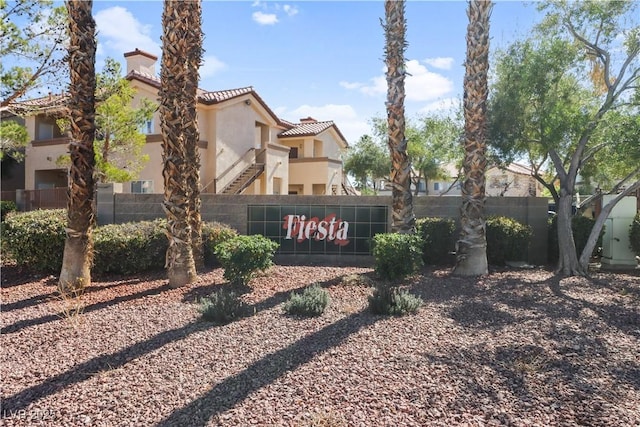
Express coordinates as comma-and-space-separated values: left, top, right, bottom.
248, 205, 388, 255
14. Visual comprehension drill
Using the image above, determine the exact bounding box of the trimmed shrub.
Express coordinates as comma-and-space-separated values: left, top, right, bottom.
199, 288, 249, 324
214, 234, 279, 286
548, 215, 603, 263
2, 209, 66, 272
371, 232, 423, 281
486, 216, 532, 265
415, 217, 456, 265
283, 284, 330, 317
368, 285, 422, 316
93, 219, 167, 274
202, 222, 238, 267
1, 200, 17, 221
630, 212, 640, 257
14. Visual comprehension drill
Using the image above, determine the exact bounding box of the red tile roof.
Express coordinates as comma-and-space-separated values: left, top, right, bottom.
278, 120, 348, 147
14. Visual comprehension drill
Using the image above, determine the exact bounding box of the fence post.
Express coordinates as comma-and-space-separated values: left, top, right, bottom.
96, 183, 116, 225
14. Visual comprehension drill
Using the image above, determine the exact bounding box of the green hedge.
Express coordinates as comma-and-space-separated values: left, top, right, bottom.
214, 234, 279, 286
202, 222, 238, 267
548, 215, 603, 263
1, 200, 17, 221
372, 232, 423, 281
2, 209, 67, 272
2, 209, 237, 275
630, 212, 640, 257
486, 216, 532, 265
415, 217, 456, 265
93, 219, 168, 274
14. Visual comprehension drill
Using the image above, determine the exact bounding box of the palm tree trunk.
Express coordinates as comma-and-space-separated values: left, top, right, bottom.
184, 0, 204, 270
384, 0, 415, 234
453, 0, 492, 276
160, 0, 196, 287
59, 0, 97, 293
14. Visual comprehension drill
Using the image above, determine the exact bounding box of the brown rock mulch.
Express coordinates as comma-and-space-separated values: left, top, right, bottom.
1, 263, 639, 426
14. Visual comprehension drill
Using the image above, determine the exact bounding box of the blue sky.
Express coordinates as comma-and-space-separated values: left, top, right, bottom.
92, 0, 541, 143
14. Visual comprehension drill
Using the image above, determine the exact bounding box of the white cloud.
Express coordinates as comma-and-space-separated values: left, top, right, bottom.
339, 81, 364, 90
283, 5, 299, 16
405, 60, 454, 101
285, 104, 370, 144
95, 7, 160, 57
418, 97, 461, 115
342, 59, 453, 102
252, 11, 279, 25
200, 55, 227, 78
424, 57, 455, 70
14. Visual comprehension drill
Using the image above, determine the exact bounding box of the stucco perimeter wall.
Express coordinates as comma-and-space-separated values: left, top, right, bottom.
98, 190, 549, 265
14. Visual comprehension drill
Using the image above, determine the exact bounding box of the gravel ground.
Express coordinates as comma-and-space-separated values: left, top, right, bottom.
1, 262, 639, 426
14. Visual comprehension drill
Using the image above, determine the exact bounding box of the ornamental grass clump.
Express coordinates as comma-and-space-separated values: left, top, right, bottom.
199, 288, 249, 324
283, 284, 330, 317
368, 285, 422, 316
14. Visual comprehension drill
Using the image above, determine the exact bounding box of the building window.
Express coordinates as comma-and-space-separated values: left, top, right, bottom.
38, 122, 54, 140
140, 119, 154, 134
434, 182, 441, 191
131, 180, 153, 193
289, 147, 298, 159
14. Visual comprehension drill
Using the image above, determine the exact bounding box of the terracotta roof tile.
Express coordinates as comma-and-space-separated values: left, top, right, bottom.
279, 121, 335, 137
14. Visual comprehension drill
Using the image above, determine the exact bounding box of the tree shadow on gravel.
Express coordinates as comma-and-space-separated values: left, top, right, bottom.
155, 309, 379, 427
0, 282, 172, 335
448, 301, 517, 329
1, 278, 149, 313
1, 319, 213, 413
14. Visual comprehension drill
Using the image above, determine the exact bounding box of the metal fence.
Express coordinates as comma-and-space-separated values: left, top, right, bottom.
1, 188, 68, 211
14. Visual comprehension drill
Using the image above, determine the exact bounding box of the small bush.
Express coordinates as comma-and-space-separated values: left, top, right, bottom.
371, 233, 423, 281
1, 200, 17, 221
283, 284, 330, 317
214, 234, 279, 286
630, 212, 640, 257
548, 215, 603, 263
199, 288, 249, 324
368, 285, 422, 316
2, 209, 66, 272
93, 219, 167, 274
415, 217, 456, 265
485, 216, 532, 265
202, 222, 238, 267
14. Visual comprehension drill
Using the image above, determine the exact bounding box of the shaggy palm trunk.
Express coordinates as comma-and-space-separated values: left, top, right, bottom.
59, 0, 97, 292
453, 0, 492, 276
184, 0, 204, 270
160, 0, 196, 287
384, 0, 415, 234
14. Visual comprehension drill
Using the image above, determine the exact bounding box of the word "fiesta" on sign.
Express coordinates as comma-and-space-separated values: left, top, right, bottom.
282, 214, 349, 246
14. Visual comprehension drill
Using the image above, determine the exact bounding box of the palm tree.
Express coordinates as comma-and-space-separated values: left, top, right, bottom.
384, 0, 415, 234
59, 0, 97, 293
453, 0, 492, 276
160, 0, 196, 287
183, 0, 204, 270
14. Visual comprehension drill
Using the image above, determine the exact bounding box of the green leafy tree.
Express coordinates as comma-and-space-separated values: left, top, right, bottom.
489, 0, 640, 276
0, 119, 28, 160
1, 0, 67, 107
370, 114, 463, 196
56, 58, 155, 183
343, 134, 389, 194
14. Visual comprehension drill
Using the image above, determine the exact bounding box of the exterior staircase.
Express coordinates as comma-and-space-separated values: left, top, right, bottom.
220, 163, 265, 194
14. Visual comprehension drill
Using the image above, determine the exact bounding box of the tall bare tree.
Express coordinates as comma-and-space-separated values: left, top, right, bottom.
160, 0, 196, 287
453, 0, 492, 276
59, 0, 97, 292
384, 0, 415, 234
183, 0, 204, 270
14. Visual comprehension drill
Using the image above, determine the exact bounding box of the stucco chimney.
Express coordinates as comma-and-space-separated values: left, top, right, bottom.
300, 117, 317, 123
124, 48, 158, 76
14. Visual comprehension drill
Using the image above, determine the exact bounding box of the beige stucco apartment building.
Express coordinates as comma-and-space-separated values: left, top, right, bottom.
8, 49, 352, 196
